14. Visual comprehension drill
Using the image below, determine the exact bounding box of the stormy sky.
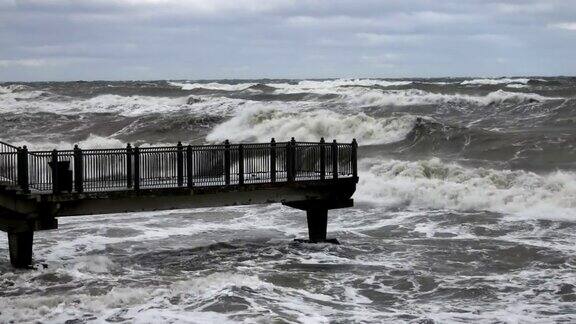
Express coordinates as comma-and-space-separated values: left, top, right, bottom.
1, 0, 576, 81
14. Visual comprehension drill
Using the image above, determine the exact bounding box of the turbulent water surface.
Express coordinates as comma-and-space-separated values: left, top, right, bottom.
0, 78, 575, 323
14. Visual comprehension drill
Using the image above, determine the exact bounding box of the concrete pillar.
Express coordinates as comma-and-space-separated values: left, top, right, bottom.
8, 231, 33, 268
306, 208, 328, 242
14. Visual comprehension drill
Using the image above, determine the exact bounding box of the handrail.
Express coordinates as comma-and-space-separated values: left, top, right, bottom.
0, 138, 358, 194
0, 141, 19, 151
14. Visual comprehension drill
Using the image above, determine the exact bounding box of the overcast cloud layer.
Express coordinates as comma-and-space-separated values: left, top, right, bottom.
1, 0, 576, 81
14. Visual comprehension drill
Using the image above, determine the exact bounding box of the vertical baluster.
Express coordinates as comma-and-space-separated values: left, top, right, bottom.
74, 145, 83, 193
51, 149, 59, 194
351, 139, 358, 178
238, 144, 244, 185
186, 145, 193, 188
332, 140, 338, 179
224, 140, 231, 185
292, 138, 298, 181
177, 141, 184, 187
134, 147, 140, 190
320, 138, 326, 181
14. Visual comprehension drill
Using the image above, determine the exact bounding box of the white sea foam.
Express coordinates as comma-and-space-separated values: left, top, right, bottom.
461, 78, 531, 85
270, 79, 413, 93
169, 81, 256, 91
206, 105, 417, 144
3, 134, 181, 150
506, 83, 529, 89
6, 134, 127, 150
169, 79, 556, 107
0, 89, 245, 117
1, 81, 558, 123
0, 84, 33, 93
170, 79, 413, 93
341, 88, 554, 108
355, 157, 576, 220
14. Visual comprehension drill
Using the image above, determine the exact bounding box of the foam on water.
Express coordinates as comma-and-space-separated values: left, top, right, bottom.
356, 157, 576, 220
341, 88, 556, 108
1, 78, 576, 323
169, 81, 257, 91
7, 134, 127, 150
461, 78, 532, 85
0, 88, 243, 117
206, 105, 417, 144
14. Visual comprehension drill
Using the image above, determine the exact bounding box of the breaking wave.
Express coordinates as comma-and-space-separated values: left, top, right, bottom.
461, 78, 532, 85
206, 105, 418, 144
341, 89, 556, 108
7, 134, 128, 151
356, 158, 576, 219
0, 89, 242, 117
169, 81, 256, 91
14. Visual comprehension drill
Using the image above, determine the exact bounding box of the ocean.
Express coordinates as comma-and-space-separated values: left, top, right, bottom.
0, 78, 575, 323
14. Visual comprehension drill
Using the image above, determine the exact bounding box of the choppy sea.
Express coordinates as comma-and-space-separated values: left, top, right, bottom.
0, 78, 575, 323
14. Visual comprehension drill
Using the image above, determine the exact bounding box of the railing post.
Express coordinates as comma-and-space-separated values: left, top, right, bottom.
319, 138, 326, 180
352, 138, 358, 178
126, 143, 133, 188
224, 140, 231, 186
186, 145, 193, 188
17, 146, 29, 193
73, 145, 83, 193
287, 137, 296, 182
238, 144, 244, 185
51, 149, 59, 194
291, 138, 297, 181
332, 140, 338, 179
270, 138, 276, 183
177, 141, 184, 187
133, 147, 140, 190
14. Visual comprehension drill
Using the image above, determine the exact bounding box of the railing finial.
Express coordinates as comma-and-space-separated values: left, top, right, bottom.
320, 137, 325, 143
127, 143, 131, 149
177, 141, 182, 146
271, 138, 275, 143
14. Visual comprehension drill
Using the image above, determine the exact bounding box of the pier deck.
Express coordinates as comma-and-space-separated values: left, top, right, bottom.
0, 138, 358, 268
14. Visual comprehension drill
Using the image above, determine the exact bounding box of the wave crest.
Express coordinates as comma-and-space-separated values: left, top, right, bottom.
206, 105, 417, 145
356, 158, 576, 219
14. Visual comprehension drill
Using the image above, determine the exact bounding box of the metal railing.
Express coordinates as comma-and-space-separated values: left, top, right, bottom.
0, 138, 358, 194
0, 141, 19, 186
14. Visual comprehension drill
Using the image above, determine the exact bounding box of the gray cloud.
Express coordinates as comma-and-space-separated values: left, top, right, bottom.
1, 0, 575, 81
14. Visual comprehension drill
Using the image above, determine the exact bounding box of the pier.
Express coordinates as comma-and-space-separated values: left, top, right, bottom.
0, 138, 358, 268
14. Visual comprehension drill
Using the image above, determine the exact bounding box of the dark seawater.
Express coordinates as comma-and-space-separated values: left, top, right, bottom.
0, 78, 575, 323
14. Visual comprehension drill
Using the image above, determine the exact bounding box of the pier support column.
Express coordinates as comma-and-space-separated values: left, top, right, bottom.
284, 199, 352, 245
306, 208, 327, 242
8, 231, 34, 268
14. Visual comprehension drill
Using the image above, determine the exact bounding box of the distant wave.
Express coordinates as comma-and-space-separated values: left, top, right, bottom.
461, 78, 534, 85
170, 79, 413, 93
170, 80, 559, 107
0, 89, 243, 117
340, 89, 556, 107
169, 81, 256, 91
